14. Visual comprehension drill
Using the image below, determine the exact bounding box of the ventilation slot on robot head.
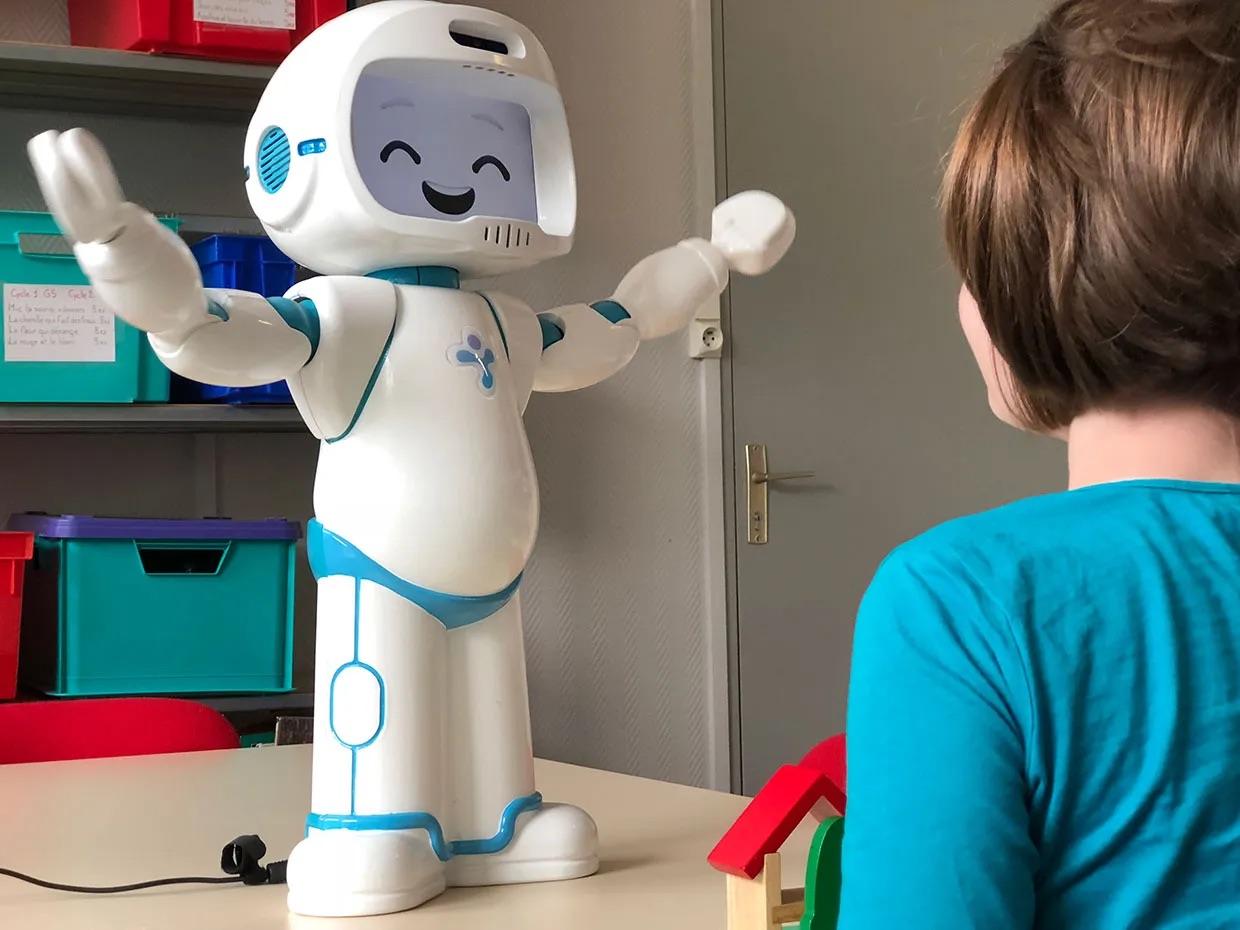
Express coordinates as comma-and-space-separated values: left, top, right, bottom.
460, 63, 516, 77
485, 224, 529, 249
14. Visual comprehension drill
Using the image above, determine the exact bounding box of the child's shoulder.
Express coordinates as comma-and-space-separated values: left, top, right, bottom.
885, 484, 1138, 577
860, 488, 1140, 640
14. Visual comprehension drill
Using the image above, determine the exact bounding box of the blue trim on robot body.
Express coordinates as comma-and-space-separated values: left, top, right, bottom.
204, 295, 321, 362
589, 299, 631, 323
477, 292, 510, 359
535, 301, 631, 354
323, 315, 396, 445
325, 577, 388, 816
308, 521, 522, 630
306, 792, 543, 861
268, 296, 321, 361
366, 266, 461, 288
538, 314, 565, 349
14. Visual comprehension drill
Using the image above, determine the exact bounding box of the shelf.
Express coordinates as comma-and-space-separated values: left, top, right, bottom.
9, 689, 313, 712
0, 404, 307, 434
0, 42, 272, 122
198, 692, 313, 713
177, 214, 267, 237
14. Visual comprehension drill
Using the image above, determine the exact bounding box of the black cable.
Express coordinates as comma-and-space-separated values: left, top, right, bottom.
0, 835, 286, 895
0, 868, 241, 894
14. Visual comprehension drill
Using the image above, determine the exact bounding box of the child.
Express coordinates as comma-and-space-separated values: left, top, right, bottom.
839, 2, 1240, 927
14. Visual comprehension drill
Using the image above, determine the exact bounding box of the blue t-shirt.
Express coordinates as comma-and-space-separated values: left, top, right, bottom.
840, 480, 1240, 930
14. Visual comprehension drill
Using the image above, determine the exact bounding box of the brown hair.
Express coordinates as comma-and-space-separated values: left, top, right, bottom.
943, 0, 1240, 431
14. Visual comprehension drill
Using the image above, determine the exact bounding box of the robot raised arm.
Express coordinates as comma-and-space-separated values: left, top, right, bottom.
26, 129, 316, 388
533, 191, 796, 393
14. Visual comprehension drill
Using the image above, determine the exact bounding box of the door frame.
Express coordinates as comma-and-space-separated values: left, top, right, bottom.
686, 0, 734, 794
710, 0, 745, 794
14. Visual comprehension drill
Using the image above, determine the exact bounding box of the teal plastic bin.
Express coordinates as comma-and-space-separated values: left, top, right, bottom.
8, 515, 300, 697
0, 211, 176, 403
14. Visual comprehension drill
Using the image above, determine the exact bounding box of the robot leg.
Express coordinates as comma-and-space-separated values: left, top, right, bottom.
287, 577, 448, 916
443, 594, 599, 887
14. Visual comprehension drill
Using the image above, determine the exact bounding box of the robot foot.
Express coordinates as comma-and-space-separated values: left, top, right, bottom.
446, 802, 600, 887
286, 827, 447, 917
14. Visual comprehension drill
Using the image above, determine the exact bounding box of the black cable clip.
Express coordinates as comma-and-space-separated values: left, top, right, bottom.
221, 835, 288, 886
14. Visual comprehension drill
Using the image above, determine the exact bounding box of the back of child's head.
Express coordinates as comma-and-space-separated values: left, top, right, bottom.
944, 0, 1240, 430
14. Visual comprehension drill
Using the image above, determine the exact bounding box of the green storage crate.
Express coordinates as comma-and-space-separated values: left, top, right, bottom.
8, 515, 300, 697
0, 210, 176, 403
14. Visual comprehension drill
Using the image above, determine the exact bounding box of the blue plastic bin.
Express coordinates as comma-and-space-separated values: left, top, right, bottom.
8, 515, 300, 697
177, 235, 297, 405
192, 235, 297, 296
0, 211, 177, 404
174, 379, 295, 405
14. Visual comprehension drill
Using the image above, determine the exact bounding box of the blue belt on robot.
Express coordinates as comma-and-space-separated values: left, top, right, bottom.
307, 519, 521, 629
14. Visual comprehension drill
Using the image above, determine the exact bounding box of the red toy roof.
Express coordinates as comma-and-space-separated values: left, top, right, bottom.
800, 733, 846, 807
707, 762, 847, 879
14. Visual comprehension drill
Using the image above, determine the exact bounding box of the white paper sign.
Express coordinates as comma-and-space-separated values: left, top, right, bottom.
193, 0, 296, 31
3, 284, 116, 364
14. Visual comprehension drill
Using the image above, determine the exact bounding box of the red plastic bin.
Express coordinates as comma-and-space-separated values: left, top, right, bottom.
68, 0, 348, 65
0, 533, 34, 701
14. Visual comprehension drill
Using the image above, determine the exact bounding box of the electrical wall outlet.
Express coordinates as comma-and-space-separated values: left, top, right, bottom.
690, 319, 724, 359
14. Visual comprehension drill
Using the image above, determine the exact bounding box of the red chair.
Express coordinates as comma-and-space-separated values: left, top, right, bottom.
0, 698, 239, 764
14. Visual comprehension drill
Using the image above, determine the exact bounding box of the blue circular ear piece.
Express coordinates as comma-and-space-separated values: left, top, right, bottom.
257, 127, 291, 194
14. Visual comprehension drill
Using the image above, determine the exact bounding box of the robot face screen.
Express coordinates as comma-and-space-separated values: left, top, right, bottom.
351, 70, 538, 223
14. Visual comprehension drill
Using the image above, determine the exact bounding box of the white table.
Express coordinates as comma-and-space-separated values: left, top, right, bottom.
0, 746, 812, 929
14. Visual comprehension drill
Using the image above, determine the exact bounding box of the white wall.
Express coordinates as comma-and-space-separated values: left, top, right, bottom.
0, 0, 726, 787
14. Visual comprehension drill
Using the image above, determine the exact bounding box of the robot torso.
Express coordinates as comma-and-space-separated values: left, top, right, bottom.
289, 274, 542, 597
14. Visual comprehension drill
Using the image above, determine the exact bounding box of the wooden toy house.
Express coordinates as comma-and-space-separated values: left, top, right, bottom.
709, 735, 847, 930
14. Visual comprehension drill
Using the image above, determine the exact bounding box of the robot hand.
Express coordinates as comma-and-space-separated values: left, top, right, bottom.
27, 128, 207, 337
710, 190, 796, 276
605, 190, 796, 343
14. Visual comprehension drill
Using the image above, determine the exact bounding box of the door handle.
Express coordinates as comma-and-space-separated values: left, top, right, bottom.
752, 470, 816, 485
746, 444, 815, 545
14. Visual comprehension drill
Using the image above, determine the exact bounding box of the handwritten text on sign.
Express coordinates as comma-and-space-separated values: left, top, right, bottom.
3, 284, 116, 364
193, 0, 296, 30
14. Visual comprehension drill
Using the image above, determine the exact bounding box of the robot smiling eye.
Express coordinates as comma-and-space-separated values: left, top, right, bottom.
380, 140, 422, 165
472, 155, 511, 182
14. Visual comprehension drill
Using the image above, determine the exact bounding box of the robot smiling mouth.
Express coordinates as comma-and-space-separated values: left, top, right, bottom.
422, 181, 476, 216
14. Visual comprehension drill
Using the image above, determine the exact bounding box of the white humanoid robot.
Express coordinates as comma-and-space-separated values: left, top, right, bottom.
27, 1, 794, 918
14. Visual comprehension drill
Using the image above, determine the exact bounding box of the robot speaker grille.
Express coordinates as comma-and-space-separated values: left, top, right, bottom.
257, 127, 292, 194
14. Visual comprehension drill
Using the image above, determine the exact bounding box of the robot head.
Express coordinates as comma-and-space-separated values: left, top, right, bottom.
243, 1, 576, 278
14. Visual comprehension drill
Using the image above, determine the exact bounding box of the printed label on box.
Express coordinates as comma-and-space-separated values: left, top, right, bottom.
2, 284, 116, 364
193, 0, 296, 30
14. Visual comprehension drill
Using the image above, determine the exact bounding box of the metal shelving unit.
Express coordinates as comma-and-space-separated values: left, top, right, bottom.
0, 41, 272, 122
0, 44, 297, 436
0, 405, 306, 434
0, 41, 312, 724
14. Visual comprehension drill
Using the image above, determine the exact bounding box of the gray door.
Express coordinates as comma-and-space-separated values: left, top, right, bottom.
718, 1, 1063, 792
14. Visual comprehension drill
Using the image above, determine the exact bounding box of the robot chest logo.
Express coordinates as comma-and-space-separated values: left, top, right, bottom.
448, 330, 498, 396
